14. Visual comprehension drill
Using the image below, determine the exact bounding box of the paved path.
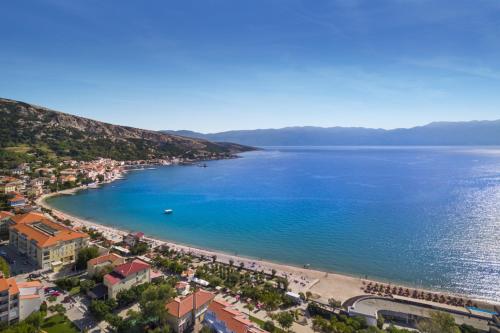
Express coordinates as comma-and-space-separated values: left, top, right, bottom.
217, 294, 314, 333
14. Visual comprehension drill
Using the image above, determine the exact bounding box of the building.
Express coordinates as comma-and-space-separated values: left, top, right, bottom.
165, 289, 215, 333
17, 281, 44, 320
123, 232, 144, 247
175, 281, 190, 296
103, 259, 151, 299
8, 212, 89, 270
205, 299, 268, 333
0, 177, 21, 194
7, 193, 27, 207
0, 277, 19, 324
87, 253, 125, 277
0, 211, 14, 238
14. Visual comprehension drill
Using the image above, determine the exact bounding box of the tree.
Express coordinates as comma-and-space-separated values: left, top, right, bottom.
417, 312, 460, 333
377, 314, 385, 329
49, 303, 66, 315
76, 246, 100, 270
328, 297, 341, 309
90, 300, 113, 321
130, 242, 149, 255
276, 311, 294, 331
139, 283, 175, 326
24, 311, 44, 331
40, 301, 48, 313
80, 279, 96, 294
263, 320, 276, 332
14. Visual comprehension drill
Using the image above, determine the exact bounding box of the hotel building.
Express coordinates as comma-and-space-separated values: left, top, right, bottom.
8, 212, 89, 270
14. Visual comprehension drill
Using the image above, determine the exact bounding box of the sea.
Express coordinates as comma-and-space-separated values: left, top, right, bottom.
46, 146, 500, 302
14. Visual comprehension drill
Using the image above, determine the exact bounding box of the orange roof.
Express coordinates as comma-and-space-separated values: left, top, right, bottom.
8, 192, 26, 202
88, 253, 123, 266
10, 212, 88, 248
0, 277, 19, 295
166, 289, 214, 318
0, 176, 19, 183
10, 212, 46, 224
208, 299, 268, 333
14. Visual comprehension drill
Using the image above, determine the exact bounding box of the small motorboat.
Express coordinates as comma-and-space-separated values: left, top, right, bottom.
164, 209, 173, 214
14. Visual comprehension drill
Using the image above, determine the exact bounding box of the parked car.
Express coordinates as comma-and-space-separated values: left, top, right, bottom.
28, 273, 42, 279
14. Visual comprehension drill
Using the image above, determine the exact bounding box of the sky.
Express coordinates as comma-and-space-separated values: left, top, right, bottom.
1, 0, 500, 133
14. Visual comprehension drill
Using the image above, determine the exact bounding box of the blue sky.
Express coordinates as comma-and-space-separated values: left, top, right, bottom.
1, 0, 499, 132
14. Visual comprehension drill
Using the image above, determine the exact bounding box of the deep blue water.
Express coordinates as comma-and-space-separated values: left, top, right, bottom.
47, 147, 500, 302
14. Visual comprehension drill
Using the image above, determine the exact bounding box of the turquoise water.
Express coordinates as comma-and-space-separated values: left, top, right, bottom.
47, 147, 500, 302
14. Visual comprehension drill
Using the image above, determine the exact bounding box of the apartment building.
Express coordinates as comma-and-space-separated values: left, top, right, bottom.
103, 259, 151, 299
9, 212, 89, 270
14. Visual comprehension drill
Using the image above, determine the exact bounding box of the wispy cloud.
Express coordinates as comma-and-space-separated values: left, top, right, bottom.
404, 57, 500, 80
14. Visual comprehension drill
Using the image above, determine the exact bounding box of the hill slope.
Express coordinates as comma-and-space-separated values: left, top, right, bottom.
164, 121, 500, 146
0, 98, 252, 161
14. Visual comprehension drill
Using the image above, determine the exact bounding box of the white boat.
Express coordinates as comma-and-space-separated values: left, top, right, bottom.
164, 209, 173, 214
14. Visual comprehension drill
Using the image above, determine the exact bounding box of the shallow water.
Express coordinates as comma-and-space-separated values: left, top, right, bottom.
47, 146, 500, 302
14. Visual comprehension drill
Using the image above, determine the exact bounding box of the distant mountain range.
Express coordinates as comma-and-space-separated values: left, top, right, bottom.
163, 120, 500, 146
0, 98, 252, 161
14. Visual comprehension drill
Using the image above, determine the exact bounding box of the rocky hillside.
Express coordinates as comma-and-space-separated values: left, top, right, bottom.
0, 98, 252, 161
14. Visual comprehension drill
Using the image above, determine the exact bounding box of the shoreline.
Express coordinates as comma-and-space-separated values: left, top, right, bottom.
35, 188, 499, 310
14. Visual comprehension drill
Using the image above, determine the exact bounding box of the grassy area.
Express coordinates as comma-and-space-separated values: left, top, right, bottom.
0, 257, 10, 277
249, 315, 286, 333
41, 314, 79, 333
69, 286, 81, 296
3, 145, 31, 153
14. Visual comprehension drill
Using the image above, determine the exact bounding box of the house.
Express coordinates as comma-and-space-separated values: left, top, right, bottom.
124, 232, 144, 247
165, 289, 215, 333
175, 281, 190, 296
0, 277, 19, 324
0, 177, 21, 194
17, 281, 44, 320
87, 253, 125, 277
181, 269, 195, 281
205, 299, 268, 333
8, 212, 89, 270
103, 259, 151, 299
8, 193, 27, 207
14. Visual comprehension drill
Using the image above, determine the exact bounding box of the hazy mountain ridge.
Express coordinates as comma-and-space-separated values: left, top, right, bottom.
0, 98, 252, 161
163, 120, 500, 146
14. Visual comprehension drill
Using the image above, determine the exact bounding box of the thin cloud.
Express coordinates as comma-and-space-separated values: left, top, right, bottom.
404, 58, 500, 80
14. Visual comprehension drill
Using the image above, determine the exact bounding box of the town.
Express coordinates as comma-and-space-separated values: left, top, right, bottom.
0, 158, 498, 333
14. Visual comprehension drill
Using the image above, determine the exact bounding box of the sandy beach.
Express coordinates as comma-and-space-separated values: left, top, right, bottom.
36, 189, 499, 309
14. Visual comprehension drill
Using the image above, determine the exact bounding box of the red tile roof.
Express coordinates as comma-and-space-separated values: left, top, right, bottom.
208, 299, 268, 333
114, 259, 150, 277
166, 289, 214, 318
103, 259, 150, 286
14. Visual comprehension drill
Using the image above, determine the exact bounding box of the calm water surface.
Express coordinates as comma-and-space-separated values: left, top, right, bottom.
47, 147, 500, 302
